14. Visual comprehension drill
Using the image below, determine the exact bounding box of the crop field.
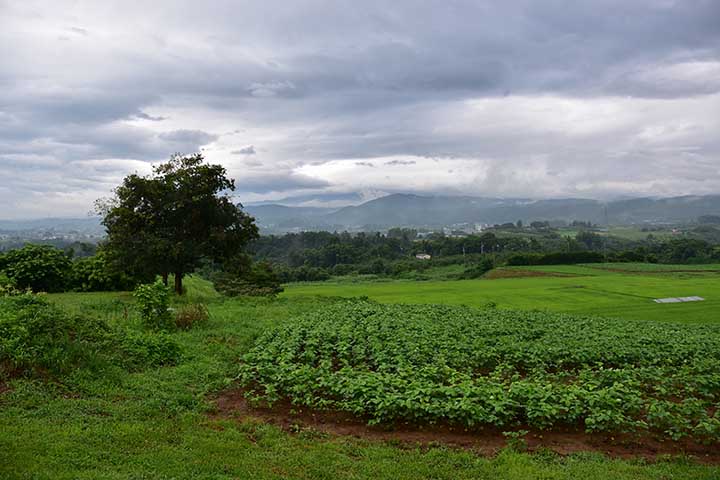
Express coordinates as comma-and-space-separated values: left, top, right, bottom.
282, 265, 720, 324
241, 301, 720, 440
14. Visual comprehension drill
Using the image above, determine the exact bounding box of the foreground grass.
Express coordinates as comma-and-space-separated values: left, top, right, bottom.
1, 277, 719, 479
283, 265, 720, 323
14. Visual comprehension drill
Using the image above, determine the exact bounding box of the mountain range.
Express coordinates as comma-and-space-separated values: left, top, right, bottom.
3, 194, 719, 236
245, 194, 720, 232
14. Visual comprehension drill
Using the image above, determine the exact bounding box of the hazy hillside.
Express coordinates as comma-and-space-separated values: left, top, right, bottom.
5, 194, 720, 235
0, 217, 105, 236
244, 204, 335, 230
249, 194, 720, 231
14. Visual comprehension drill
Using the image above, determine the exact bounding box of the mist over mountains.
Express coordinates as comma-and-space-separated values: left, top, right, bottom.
2, 194, 719, 237
246, 194, 720, 232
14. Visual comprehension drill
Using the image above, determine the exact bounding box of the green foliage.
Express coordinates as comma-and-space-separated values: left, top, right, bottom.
274, 264, 331, 283
114, 331, 181, 370
0, 294, 109, 377
70, 251, 136, 292
458, 257, 494, 279
503, 430, 530, 452
134, 280, 173, 331
213, 259, 284, 297
0, 293, 180, 379
99, 153, 259, 294
0, 244, 72, 292
0, 272, 22, 297
240, 302, 720, 442
174, 303, 209, 330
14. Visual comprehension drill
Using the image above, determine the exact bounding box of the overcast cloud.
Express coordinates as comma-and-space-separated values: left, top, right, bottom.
1, 0, 719, 218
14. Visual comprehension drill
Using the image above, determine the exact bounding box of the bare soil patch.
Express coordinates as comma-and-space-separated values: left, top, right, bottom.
485, 269, 578, 280
211, 388, 720, 464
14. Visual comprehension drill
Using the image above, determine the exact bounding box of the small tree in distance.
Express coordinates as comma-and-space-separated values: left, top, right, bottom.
98, 153, 259, 294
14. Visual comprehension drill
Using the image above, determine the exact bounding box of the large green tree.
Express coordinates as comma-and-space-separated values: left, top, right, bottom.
99, 153, 259, 294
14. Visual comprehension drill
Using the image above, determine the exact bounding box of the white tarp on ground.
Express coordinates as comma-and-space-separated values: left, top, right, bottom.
654, 296, 705, 304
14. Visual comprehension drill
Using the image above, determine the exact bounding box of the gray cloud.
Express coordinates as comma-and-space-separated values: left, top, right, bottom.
231, 145, 257, 155
134, 111, 167, 122
384, 159, 417, 166
157, 129, 217, 146
233, 172, 331, 194
0, 0, 719, 218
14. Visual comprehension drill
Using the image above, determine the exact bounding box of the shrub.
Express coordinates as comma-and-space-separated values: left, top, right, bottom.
174, 304, 209, 330
0, 294, 111, 377
134, 280, 173, 331
1, 244, 72, 292
458, 258, 494, 279
0, 293, 181, 379
70, 252, 137, 292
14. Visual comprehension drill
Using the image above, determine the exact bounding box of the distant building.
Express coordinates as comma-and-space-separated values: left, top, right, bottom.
415, 253, 432, 260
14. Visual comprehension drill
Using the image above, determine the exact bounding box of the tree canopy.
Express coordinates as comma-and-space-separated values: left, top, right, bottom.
98, 153, 259, 294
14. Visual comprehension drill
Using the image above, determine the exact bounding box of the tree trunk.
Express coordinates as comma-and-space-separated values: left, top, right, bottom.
162, 272, 168, 286
174, 272, 183, 295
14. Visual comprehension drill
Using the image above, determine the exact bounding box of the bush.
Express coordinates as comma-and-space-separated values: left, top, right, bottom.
70, 252, 137, 292
0, 294, 110, 377
1, 244, 72, 292
174, 304, 209, 330
458, 258, 495, 279
134, 280, 173, 331
0, 293, 181, 379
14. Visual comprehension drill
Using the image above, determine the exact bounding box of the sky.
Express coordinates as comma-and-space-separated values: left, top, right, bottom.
1, 0, 719, 219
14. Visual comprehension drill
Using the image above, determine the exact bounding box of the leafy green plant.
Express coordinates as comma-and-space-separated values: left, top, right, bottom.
503, 430, 529, 452
239, 302, 720, 443
134, 280, 173, 331
0, 273, 24, 297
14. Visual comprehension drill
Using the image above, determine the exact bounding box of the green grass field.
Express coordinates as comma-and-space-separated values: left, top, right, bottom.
2, 272, 720, 479
556, 226, 674, 241
283, 265, 720, 323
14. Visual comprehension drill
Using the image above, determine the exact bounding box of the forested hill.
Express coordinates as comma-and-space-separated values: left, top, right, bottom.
245, 194, 720, 232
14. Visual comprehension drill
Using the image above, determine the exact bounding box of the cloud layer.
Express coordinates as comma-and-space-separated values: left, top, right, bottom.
1, 0, 719, 217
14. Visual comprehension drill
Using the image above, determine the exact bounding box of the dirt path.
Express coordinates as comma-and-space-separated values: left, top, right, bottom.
211, 388, 720, 464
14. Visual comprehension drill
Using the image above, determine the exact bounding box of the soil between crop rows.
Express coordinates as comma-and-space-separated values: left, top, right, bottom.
211, 388, 720, 464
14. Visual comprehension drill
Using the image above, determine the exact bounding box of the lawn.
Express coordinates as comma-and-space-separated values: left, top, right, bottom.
2, 274, 720, 479
283, 265, 720, 323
